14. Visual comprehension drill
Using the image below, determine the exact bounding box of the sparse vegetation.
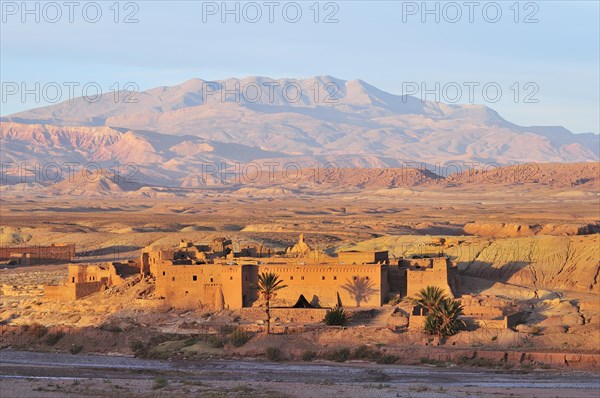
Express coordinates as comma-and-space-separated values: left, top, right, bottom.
301, 350, 317, 361
34, 325, 48, 338
130, 340, 145, 354
419, 357, 446, 366
325, 348, 350, 362
324, 305, 350, 326
227, 328, 252, 347
44, 332, 65, 346
69, 345, 83, 354
349, 345, 397, 364
99, 324, 123, 333
152, 377, 168, 390
265, 347, 284, 361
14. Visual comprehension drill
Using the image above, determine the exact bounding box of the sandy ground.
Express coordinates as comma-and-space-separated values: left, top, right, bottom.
1, 349, 598, 398
1, 184, 599, 397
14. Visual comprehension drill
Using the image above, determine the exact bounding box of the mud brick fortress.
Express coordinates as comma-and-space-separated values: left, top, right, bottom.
45, 261, 139, 300
139, 234, 460, 310
0, 243, 75, 266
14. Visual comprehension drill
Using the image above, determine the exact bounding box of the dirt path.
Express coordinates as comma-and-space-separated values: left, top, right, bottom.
1, 349, 598, 397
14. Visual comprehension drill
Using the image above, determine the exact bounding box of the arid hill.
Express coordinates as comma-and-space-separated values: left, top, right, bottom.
439, 162, 600, 188
463, 222, 600, 238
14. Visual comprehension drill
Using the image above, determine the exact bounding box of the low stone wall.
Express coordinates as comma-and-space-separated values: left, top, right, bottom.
400, 348, 600, 370
74, 281, 105, 299
44, 285, 67, 300
241, 308, 328, 324
44, 282, 105, 300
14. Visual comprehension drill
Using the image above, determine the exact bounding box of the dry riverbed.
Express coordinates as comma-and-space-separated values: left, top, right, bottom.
0, 349, 599, 397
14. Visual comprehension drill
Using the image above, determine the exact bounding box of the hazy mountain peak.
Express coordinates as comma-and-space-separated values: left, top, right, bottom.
1, 77, 598, 180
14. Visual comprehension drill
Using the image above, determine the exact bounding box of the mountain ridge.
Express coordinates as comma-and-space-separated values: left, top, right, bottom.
1, 76, 598, 187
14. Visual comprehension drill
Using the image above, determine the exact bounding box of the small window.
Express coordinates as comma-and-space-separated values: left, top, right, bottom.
162, 271, 165, 276
290, 276, 294, 280
71, 277, 75, 283
185, 291, 188, 295
193, 275, 197, 281
353, 276, 358, 281
230, 276, 233, 280
210, 277, 214, 283
172, 277, 175, 281
333, 276, 337, 280
301, 276, 304, 280
366, 276, 369, 280
321, 276, 325, 280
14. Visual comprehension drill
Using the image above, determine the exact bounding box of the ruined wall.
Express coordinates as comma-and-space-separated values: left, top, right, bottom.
67, 264, 125, 287
0, 244, 75, 264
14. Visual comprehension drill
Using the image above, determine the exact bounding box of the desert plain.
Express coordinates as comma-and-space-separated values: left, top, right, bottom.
0, 162, 599, 397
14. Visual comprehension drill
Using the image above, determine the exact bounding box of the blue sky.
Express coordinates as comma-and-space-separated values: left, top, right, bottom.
1, 1, 598, 133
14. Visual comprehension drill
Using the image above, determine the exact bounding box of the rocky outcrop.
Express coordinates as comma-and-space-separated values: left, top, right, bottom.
463, 222, 600, 237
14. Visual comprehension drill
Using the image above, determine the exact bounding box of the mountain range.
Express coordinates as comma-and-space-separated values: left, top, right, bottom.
1, 76, 598, 189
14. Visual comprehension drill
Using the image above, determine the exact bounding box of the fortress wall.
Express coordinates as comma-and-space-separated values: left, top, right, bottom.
0, 244, 75, 264
338, 251, 388, 265
406, 258, 455, 298
250, 264, 387, 308
388, 265, 407, 295
157, 263, 244, 309
155, 263, 388, 309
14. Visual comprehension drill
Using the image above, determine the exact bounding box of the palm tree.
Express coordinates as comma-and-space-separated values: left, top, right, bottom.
413, 286, 447, 314
415, 286, 465, 338
254, 272, 287, 334
435, 298, 466, 337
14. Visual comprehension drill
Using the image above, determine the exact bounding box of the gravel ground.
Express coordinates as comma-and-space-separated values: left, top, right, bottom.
1, 349, 599, 397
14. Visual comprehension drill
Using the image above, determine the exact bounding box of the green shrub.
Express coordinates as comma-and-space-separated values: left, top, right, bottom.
301, 350, 317, 361
324, 306, 350, 326
35, 325, 48, 338
351, 345, 379, 360
44, 332, 65, 346
69, 345, 83, 355
228, 328, 251, 347
265, 347, 284, 361
204, 333, 226, 348
326, 348, 350, 362
152, 377, 168, 390
376, 354, 398, 364
99, 324, 122, 333
130, 340, 145, 352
